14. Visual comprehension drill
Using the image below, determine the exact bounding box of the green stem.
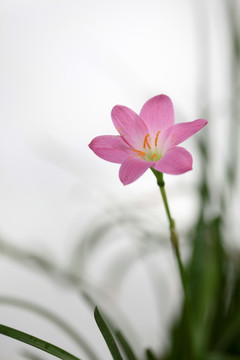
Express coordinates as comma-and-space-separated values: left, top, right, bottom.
0, 324, 82, 360
151, 169, 201, 358
151, 169, 187, 295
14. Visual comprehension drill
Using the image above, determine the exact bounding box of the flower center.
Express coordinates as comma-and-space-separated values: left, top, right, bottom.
132, 131, 162, 162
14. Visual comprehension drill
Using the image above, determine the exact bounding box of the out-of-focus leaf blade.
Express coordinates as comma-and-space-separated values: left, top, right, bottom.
0, 296, 99, 360
207, 352, 240, 360
187, 217, 224, 357
145, 348, 158, 360
94, 307, 123, 360
213, 261, 240, 353
21, 351, 45, 360
115, 329, 138, 360
165, 217, 226, 360
0, 324, 81, 360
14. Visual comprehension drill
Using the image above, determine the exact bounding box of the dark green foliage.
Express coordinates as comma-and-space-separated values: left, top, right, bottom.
94, 307, 124, 360
145, 348, 159, 360
163, 216, 240, 360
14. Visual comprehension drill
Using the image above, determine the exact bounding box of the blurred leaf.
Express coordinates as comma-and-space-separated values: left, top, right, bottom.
196, 136, 210, 209
224, 0, 240, 187
197, 136, 209, 161
69, 201, 167, 278
115, 329, 138, 360
164, 302, 193, 360
216, 311, 240, 352
0, 296, 99, 360
0, 238, 56, 275
213, 260, 240, 354
21, 350, 45, 360
145, 348, 158, 360
94, 307, 123, 360
207, 353, 240, 360
188, 217, 224, 357
0, 324, 81, 360
165, 217, 226, 360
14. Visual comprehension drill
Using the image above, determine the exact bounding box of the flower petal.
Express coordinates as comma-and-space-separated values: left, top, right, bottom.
119, 157, 152, 185
111, 105, 149, 148
162, 119, 208, 150
154, 147, 193, 175
139, 95, 175, 136
89, 135, 131, 164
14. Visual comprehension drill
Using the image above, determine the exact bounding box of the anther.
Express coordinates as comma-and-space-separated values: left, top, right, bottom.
143, 134, 151, 149
118, 127, 121, 133
155, 130, 161, 146
151, 153, 157, 161
133, 149, 146, 157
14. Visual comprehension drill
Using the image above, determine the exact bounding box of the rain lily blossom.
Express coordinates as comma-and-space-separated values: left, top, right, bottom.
89, 95, 207, 185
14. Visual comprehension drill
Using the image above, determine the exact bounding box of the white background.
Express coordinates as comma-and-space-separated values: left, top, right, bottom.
0, 0, 236, 359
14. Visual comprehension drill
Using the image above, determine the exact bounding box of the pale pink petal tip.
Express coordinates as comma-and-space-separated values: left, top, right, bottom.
162, 118, 208, 148
89, 135, 130, 164
196, 118, 208, 127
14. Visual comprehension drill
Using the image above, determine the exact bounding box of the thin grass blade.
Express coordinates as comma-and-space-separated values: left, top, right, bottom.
0, 296, 99, 360
94, 307, 123, 360
115, 329, 138, 360
0, 324, 82, 360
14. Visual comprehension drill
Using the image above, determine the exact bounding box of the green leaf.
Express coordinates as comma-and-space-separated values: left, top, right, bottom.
115, 329, 138, 360
0, 324, 81, 360
165, 217, 226, 360
213, 262, 240, 352
0, 296, 99, 360
187, 217, 224, 356
207, 352, 240, 360
94, 307, 123, 360
145, 348, 158, 360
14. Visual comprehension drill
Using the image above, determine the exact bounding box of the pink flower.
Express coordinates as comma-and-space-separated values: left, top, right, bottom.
89, 95, 207, 185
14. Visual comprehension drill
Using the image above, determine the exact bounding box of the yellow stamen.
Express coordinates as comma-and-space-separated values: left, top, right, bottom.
155, 130, 161, 146
133, 149, 146, 157
143, 134, 151, 149
151, 153, 157, 161
118, 127, 121, 133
